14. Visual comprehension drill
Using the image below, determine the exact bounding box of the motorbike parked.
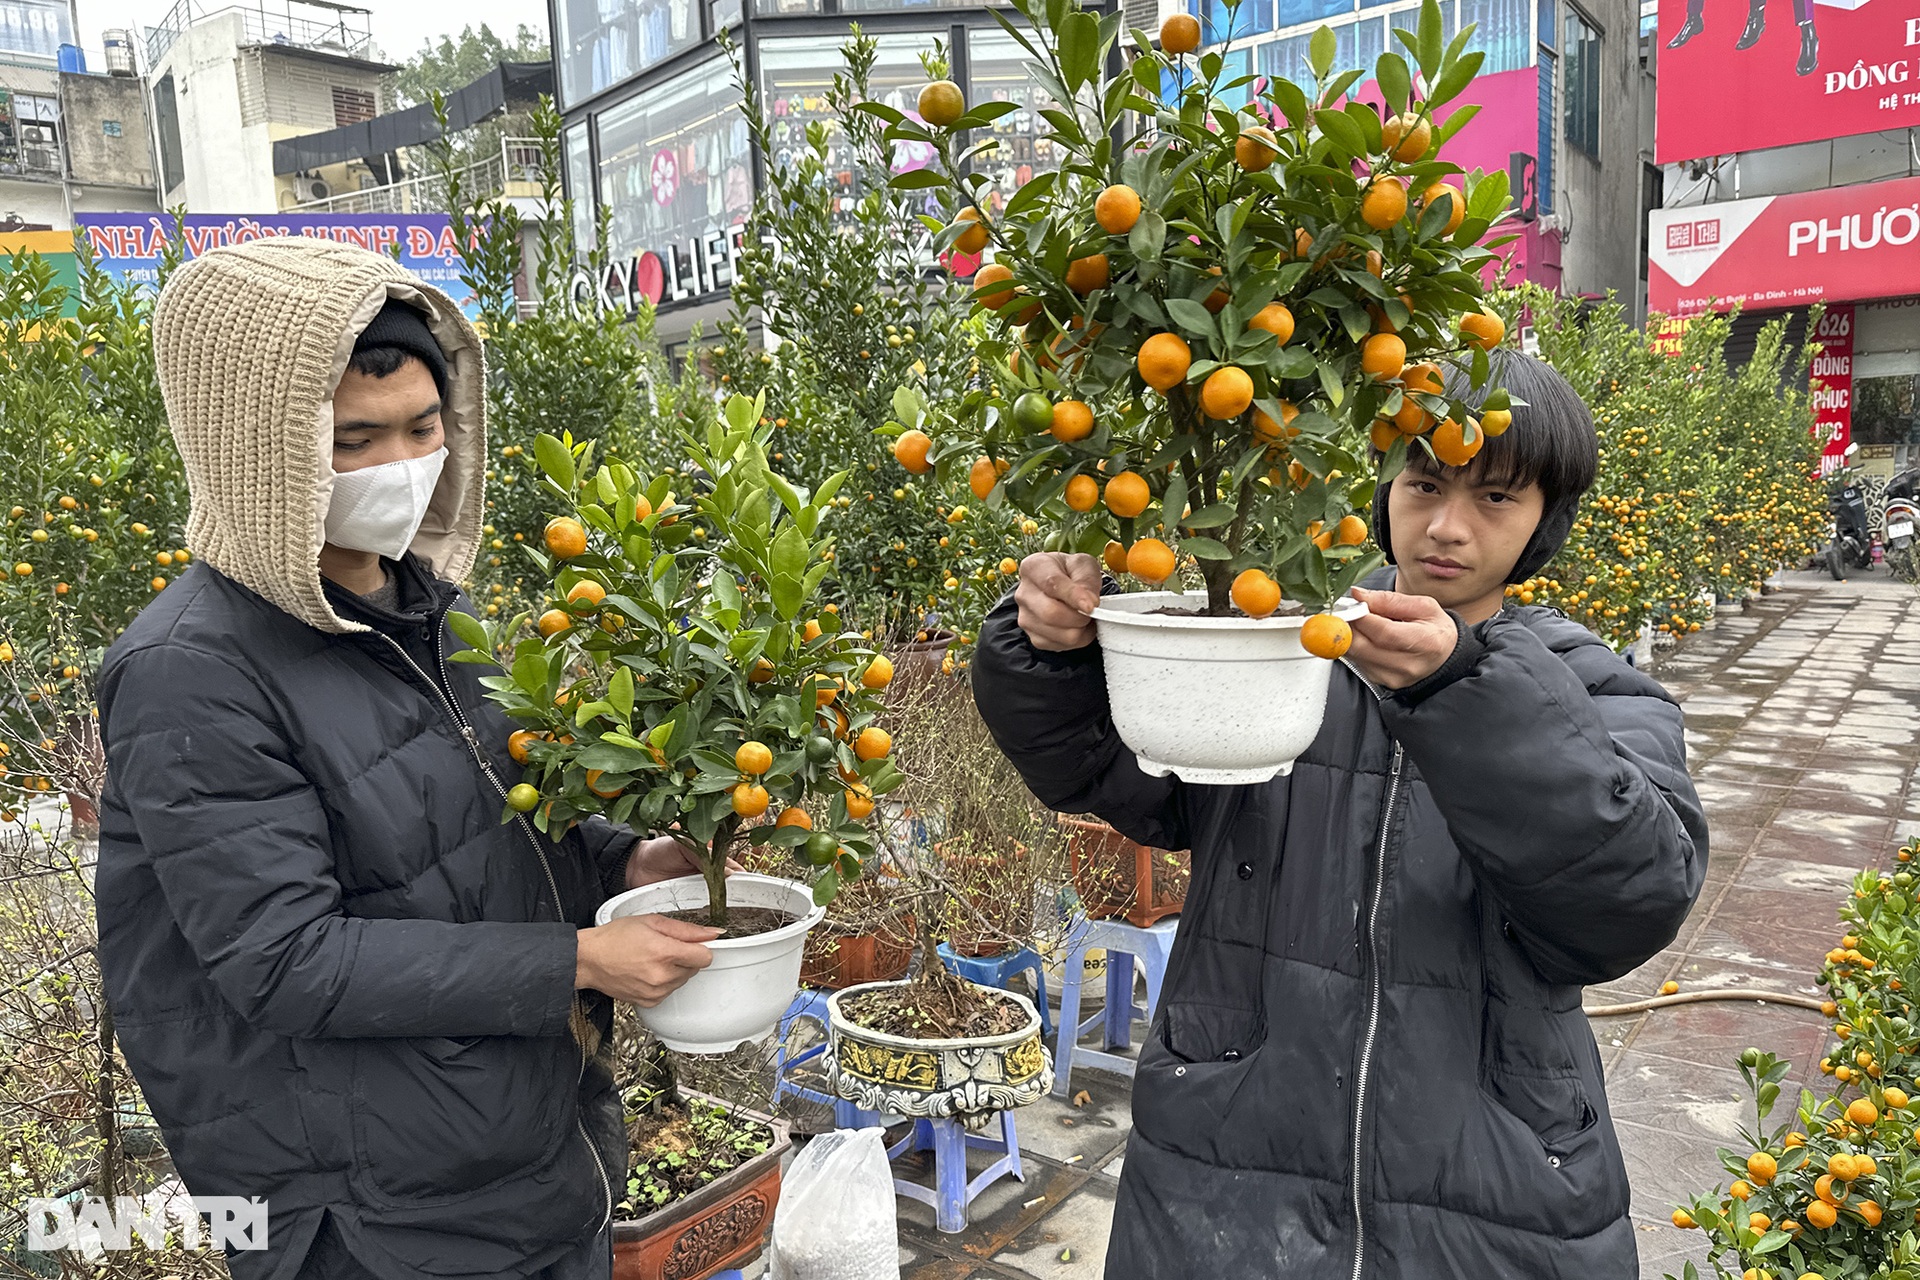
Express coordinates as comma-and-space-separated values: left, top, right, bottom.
1886, 465, 1919, 584
1827, 475, 1873, 580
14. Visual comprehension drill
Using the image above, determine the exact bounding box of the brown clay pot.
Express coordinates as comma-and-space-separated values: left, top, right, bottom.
1061, 817, 1188, 929
891, 629, 958, 695
800, 914, 915, 990
612, 1096, 792, 1280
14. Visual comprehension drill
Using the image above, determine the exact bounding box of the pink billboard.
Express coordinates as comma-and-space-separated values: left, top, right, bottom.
1655, 0, 1920, 164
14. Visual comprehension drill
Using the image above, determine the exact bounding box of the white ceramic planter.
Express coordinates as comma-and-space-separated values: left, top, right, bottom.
596, 873, 825, 1054
1088, 591, 1370, 785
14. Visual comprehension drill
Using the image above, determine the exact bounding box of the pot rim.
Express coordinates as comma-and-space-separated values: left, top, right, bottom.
610, 1089, 792, 1240
827, 978, 1043, 1051
1091, 590, 1368, 631
595, 872, 826, 945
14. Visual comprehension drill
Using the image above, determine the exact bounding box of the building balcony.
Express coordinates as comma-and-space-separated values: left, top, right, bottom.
290, 136, 544, 215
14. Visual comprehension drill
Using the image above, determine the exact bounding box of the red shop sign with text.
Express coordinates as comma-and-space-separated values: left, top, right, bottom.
1809, 305, 1855, 477
1654, 0, 1920, 165
1647, 176, 1920, 318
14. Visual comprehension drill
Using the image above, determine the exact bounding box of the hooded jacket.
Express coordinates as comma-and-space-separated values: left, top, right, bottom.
971, 573, 1707, 1278
94, 239, 632, 1279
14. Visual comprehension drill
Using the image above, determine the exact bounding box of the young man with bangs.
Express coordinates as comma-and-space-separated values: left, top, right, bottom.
973, 353, 1708, 1278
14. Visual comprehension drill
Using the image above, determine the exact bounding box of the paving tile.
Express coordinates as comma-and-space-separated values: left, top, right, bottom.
895, 1156, 1090, 1258
1615, 997, 1828, 1072
1012, 1077, 1132, 1168
991, 1178, 1116, 1279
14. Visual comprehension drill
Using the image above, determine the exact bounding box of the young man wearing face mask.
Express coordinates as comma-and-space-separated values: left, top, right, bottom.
94, 239, 716, 1279
974, 355, 1708, 1277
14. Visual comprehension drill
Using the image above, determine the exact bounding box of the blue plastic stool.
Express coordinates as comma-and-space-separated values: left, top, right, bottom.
888, 1110, 1024, 1234
771, 989, 884, 1129
936, 943, 1054, 1038
1052, 915, 1180, 1099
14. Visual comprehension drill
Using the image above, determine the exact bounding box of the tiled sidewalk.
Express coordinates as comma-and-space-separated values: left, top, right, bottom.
1596, 571, 1920, 1279
817, 570, 1920, 1280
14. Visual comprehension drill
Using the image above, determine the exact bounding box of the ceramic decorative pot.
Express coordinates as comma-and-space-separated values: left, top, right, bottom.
825, 980, 1052, 1130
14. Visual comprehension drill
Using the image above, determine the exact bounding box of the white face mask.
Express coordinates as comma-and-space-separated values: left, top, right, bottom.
324, 447, 448, 561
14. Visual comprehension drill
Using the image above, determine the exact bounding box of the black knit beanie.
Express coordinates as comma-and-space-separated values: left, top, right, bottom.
352, 298, 448, 398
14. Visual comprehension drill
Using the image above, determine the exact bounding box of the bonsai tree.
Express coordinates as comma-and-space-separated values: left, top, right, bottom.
867, 0, 1514, 647
451, 394, 906, 927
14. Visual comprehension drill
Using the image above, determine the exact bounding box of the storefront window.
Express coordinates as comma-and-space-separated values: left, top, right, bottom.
1204, 0, 1275, 42
966, 26, 1068, 214
759, 32, 952, 227
1459, 0, 1531, 73
555, 0, 702, 109
594, 58, 753, 304
565, 120, 596, 255
755, 0, 822, 15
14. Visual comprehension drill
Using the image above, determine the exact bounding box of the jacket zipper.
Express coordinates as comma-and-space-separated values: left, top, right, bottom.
370, 617, 615, 1230
1349, 740, 1403, 1280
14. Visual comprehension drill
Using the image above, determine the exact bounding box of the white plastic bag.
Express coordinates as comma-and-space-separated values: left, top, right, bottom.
769, 1127, 899, 1280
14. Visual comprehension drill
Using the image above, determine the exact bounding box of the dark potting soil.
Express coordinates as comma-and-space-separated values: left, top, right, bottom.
839, 971, 1028, 1040
625, 1099, 774, 1215
663, 906, 797, 939
1143, 600, 1307, 618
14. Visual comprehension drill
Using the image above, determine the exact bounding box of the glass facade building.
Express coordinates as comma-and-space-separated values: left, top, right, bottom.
552, 0, 1043, 326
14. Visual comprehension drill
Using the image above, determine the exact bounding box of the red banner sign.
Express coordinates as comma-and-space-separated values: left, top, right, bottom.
1647, 175, 1920, 317
1655, 0, 1920, 165
1810, 305, 1855, 476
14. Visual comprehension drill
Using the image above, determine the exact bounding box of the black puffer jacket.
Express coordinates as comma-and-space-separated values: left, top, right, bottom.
96, 239, 633, 1280
972, 577, 1707, 1278
97, 556, 630, 1280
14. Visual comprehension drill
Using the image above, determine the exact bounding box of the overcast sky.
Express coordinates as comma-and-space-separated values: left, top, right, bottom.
73, 0, 552, 69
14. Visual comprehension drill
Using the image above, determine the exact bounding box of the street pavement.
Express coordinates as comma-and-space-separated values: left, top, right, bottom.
771, 569, 1920, 1280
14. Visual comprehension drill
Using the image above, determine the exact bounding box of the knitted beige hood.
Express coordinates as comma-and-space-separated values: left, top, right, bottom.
153, 237, 487, 635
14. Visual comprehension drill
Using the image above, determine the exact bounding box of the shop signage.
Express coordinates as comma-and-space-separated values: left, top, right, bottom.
1810, 304, 1855, 477
1647, 175, 1920, 317
1655, 0, 1920, 164
572, 222, 772, 314
71, 213, 479, 314
1648, 314, 1693, 357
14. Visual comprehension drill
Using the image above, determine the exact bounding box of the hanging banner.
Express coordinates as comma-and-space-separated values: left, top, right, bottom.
1647, 175, 1920, 317
1648, 314, 1693, 357
1654, 0, 1920, 164
71, 214, 479, 314
1810, 304, 1855, 477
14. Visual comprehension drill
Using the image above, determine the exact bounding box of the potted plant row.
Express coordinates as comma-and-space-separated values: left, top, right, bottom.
881, 0, 1514, 783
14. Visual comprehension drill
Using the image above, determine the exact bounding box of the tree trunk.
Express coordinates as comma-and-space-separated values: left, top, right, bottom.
703, 843, 730, 931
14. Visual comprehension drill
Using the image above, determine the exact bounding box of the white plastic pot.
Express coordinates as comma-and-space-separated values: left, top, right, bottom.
1088, 591, 1370, 786
595, 872, 825, 1054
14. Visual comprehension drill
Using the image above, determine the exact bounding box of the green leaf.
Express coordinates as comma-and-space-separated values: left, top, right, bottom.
1317, 361, 1346, 406
811, 867, 840, 907
769, 524, 807, 619
1376, 52, 1412, 115
512, 648, 548, 696
1164, 296, 1218, 338
534, 433, 575, 492
1129, 210, 1166, 261
1184, 503, 1237, 529
1308, 25, 1336, 78
891, 168, 951, 191
1429, 49, 1484, 108
1004, 171, 1058, 219
1060, 11, 1101, 90
1432, 104, 1480, 149
1182, 536, 1232, 560
446, 609, 490, 653
608, 666, 635, 723
1316, 106, 1366, 157
1415, 0, 1442, 80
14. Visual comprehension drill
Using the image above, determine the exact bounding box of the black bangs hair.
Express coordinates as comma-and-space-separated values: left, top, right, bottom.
347, 345, 417, 381
1404, 351, 1599, 509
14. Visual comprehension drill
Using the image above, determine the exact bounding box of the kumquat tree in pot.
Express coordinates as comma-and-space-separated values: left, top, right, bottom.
869, 0, 1515, 783
448, 395, 908, 1051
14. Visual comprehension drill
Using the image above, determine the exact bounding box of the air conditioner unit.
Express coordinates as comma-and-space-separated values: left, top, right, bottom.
21, 125, 47, 146
1536, 214, 1566, 234
300, 176, 330, 201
